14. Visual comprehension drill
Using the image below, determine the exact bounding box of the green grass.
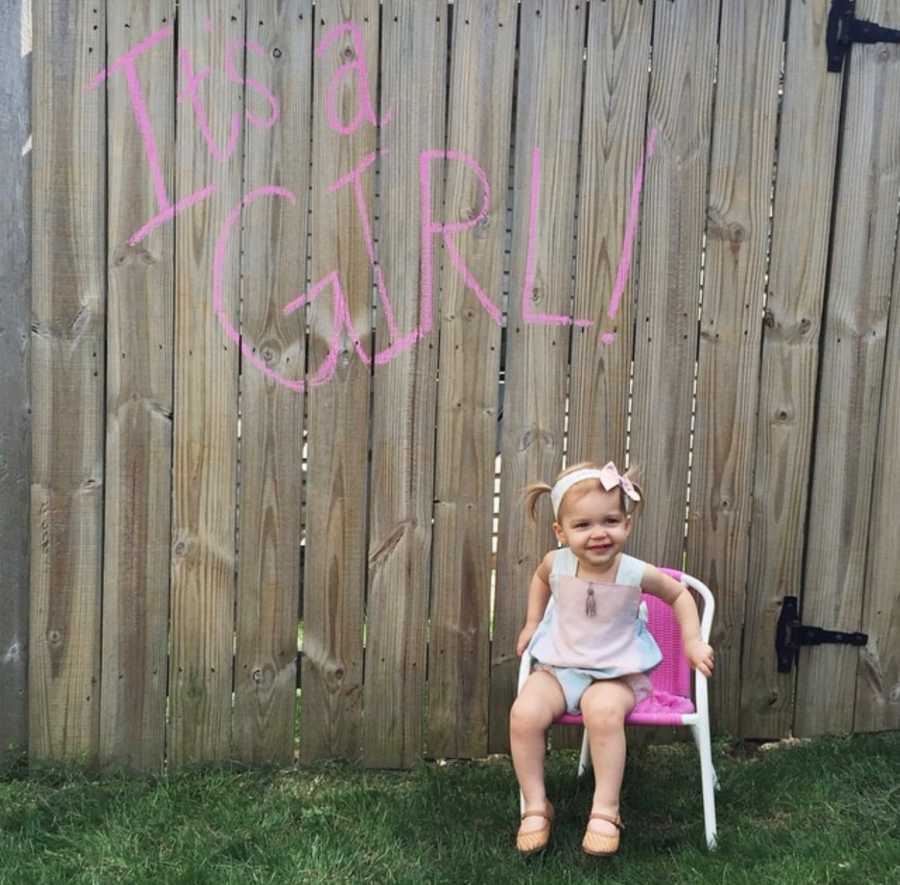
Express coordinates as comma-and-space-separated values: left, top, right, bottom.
1, 732, 898, 884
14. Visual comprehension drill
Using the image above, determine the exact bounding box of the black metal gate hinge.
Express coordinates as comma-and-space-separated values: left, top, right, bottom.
775, 596, 868, 673
828, 0, 900, 73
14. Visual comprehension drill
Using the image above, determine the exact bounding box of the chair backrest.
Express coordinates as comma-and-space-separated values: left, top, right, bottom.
644, 567, 714, 700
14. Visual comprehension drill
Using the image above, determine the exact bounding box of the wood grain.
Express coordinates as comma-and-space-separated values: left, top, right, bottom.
688, 0, 785, 735
794, 0, 900, 737
30, 0, 106, 762
567, 0, 651, 469
489, 0, 587, 754
299, 0, 375, 765
427, 0, 516, 760
740, 0, 844, 739
99, 0, 176, 773
363, 0, 446, 768
0, 0, 31, 761
855, 192, 900, 733
233, 0, 310, 766
628, 0, 719, 572
168, 1, 245, 766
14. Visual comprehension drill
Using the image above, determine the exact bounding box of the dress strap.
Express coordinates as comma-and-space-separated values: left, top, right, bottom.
616, 553, 647, 588
550, 547, 578, 577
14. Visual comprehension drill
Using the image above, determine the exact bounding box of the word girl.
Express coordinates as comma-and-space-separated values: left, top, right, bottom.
510, 462, 714, 857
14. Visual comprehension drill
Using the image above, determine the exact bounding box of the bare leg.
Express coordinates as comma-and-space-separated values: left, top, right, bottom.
579, 679, 636, 836
509, 670, 566, 834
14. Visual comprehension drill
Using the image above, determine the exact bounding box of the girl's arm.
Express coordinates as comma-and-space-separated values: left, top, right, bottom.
641, 564, 714, 678
515, 551, 555, 656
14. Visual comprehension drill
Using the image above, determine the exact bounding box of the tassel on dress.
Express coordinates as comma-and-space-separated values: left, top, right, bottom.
585, 584, 596, 617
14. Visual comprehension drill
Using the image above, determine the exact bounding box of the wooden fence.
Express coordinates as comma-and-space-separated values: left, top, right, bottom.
2, 0, 899, 772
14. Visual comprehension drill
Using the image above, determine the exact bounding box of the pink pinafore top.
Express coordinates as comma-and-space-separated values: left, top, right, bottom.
529, 547, 662, 675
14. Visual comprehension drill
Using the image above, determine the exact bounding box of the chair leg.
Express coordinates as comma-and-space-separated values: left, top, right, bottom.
689, 721, 718, 850
577, 728, 591, 777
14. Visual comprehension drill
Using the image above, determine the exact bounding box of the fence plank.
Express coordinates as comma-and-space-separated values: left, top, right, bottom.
628, 0, 719, 571
0, 0, 31, 761
168, 1, 245, 766
489, 0, 587, 754
233, 0, 310, 766
855, 219, 900, 733
300, 0, 380, 764
567, 0, 651, 469
739, 0, 844, 739
794, 0, 900, 737
427, 0, 516, 760
363, 0, 447, 768
29, 0, 106, 762
99, 0, 175, 773
687, 0, 785, 735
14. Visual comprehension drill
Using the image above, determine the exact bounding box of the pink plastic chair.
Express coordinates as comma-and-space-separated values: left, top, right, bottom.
516, 567, 718, 848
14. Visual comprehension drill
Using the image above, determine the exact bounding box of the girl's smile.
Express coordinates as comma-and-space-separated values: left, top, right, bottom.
553, 487, 632, 578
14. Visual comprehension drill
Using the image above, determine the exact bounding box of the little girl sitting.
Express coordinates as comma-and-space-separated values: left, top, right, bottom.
510, 461, 714, 857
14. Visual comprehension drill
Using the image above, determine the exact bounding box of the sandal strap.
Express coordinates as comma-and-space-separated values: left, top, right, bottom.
589, 812, 623, 830
521, 805, 554, 822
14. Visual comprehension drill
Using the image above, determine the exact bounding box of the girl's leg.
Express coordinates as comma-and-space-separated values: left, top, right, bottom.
579, 678, 636, 836
509, 670, 566, 834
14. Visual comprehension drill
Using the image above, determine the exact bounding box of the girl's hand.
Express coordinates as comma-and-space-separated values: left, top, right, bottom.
685, 639, 714, 677
516, 625, 537, 657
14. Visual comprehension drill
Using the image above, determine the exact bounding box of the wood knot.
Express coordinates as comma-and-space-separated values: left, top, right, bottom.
259, 341, 282, 366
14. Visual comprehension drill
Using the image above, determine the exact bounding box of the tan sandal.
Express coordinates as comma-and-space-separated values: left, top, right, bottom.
582, 812, 623, 856
516, 801, 554, 856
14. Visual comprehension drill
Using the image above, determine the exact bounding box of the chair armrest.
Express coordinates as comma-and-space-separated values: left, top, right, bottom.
693, 666, 709, 716
681, 573, 715, 644
679, 573, 714, 712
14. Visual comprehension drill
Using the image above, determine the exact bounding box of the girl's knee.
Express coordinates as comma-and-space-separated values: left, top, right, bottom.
510, 696, 554, 732
582, 699, 626, 734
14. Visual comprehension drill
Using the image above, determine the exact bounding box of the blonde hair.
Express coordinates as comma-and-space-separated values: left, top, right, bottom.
523, 461, 645, 522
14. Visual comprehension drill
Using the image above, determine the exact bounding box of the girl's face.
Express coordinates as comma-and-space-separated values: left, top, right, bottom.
553, 486, 632, 574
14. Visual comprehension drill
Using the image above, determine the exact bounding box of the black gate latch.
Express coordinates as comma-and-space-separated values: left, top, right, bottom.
827, 0, 900, 73
775, 596, 868, 673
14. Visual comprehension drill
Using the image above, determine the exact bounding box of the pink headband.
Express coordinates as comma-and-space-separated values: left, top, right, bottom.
550, 462, 641, 518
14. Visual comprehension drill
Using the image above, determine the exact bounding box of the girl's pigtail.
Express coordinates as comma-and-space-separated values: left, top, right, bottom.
522, 482, 553, 522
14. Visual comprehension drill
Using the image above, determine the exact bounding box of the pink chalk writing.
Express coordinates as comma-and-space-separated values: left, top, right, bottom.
178, 48, 242, 163
128, 184, 217, 247
316, 21, 390, 135
602, 127, 658, 345
91, 23, 281, 246
328, 151, 400, 345
225, 39, 280, 129
91, 19, 658, 392
214, 187, 311, 391
520, 149, 593, 328
283, 271, 370, 380
420, 149, 500, 326
90, 25, 174, 211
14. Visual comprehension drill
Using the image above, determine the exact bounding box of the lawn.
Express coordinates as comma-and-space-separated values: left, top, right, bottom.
1, 731, 898, 884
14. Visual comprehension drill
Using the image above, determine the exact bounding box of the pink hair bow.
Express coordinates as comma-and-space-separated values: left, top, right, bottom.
598, 461, 641, 502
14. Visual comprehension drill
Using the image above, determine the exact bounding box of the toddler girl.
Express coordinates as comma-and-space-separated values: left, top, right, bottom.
510, 461, 714, 857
